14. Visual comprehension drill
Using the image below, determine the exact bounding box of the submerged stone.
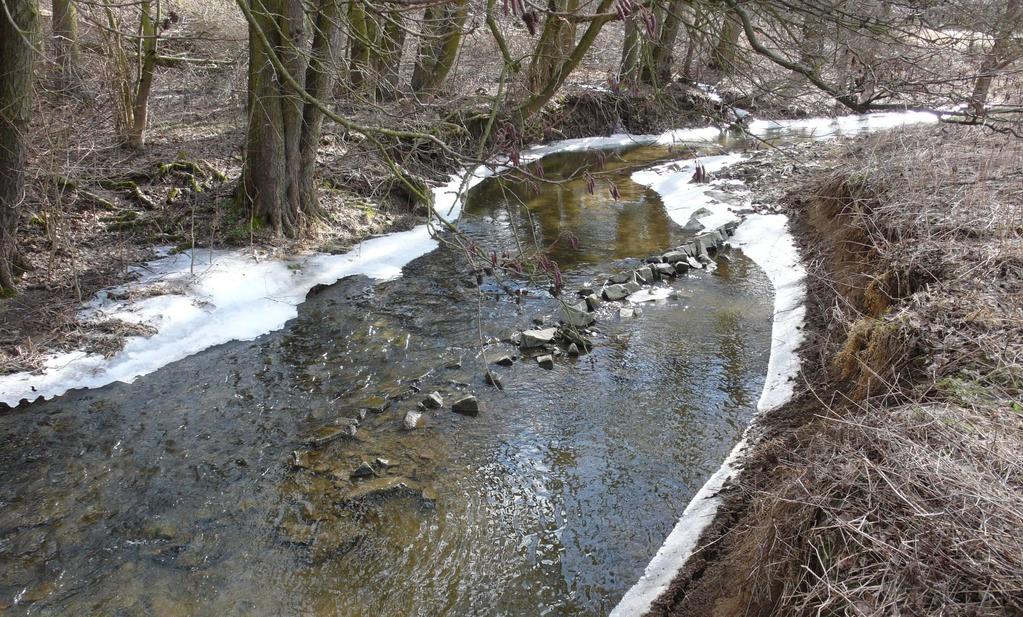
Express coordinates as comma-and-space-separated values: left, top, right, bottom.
350, 462, 377, 479
536, 354, 554, 369
304, 421, 358, 447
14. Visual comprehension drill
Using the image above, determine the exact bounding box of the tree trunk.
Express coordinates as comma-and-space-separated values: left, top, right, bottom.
528, 0, 580, 93
52, 0, 80, 87
411, 0, 468, 95
242, 0, 327, 237
517, 0, 615, 118
709, 8, 740, 75
347, 0, 373, 93
374, 10, 406, 100
647, 0, 687, 85
127, 0, 158, 148
620, 16, 643, 87
970, 0, 1022, 117
0, 0, 39, 295
299, 0, 341, 212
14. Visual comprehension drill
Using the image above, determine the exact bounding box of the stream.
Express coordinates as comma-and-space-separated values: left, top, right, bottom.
0, 113, 936, 616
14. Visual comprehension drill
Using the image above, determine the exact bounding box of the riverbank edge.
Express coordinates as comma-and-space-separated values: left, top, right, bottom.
638, 127, 1023, 616
610, 214, 807, 617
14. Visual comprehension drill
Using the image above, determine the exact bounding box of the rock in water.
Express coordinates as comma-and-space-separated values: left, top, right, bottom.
623, 281, 642, 294
452, 396, 481, 416
654, 263, 676, 278
603, 284, 629, 301
351, 462, 376, 479
662, 250, 686, 263
421, 392, 443, 409
489, 353, 515, 366
402, 410, 422, 431
608, 271, 634, 284
562, 302, 595, 327
520, 327, 558, 348
619, 308, 635, 318
634, 266, 653, 284
567, 343, 580, 356
484, 371, 503, 389
537, 354, 554, 369
584, 293, 602, 311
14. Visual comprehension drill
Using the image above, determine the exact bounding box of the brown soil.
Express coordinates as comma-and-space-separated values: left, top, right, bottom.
651, 126, 1023, 617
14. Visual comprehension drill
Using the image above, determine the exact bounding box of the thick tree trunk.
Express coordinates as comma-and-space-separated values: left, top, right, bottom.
528, 0, 580, 93
0, 0, 39, 294
411, 0, 468, 95
242, 0, 327, 237
52, 0, 80, 86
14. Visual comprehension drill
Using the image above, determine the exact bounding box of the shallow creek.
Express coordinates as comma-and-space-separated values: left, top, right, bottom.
0, 114, 933, 616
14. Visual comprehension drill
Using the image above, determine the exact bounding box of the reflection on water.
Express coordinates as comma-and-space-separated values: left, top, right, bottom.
0, 140, 775, 616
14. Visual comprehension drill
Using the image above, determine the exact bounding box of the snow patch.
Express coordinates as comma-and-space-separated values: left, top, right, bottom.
630, 154, 748, 232
1, 216, 441, 406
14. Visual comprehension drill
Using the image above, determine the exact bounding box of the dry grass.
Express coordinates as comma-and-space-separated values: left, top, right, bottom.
661, 126, 1023, 617
747, 126, 1023, 616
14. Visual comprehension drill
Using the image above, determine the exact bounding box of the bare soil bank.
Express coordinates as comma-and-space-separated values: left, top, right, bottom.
651, 126, 1023, 617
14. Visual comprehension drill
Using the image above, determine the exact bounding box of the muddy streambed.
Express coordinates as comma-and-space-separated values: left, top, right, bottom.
0, 114, 932, 616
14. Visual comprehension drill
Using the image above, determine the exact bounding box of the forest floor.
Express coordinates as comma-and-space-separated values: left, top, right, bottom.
652, 124, 1023, 617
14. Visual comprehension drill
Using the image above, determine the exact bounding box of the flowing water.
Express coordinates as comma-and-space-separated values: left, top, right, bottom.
0, 114, 933, 616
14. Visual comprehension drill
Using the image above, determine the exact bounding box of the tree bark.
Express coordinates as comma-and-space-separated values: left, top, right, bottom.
647, 0, 687, 85
0, 0, 39, 294
127, 0, 158, 148
411, 0, 468, 95
374, 9, 406, 100
517, 0, 615, 118
970, 0, 1022, 117
709, 8, 740, 75
299, 0, 341, 212
51, 0, 80, 86
528, 0, 581, 93
242, 0, 327, 236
